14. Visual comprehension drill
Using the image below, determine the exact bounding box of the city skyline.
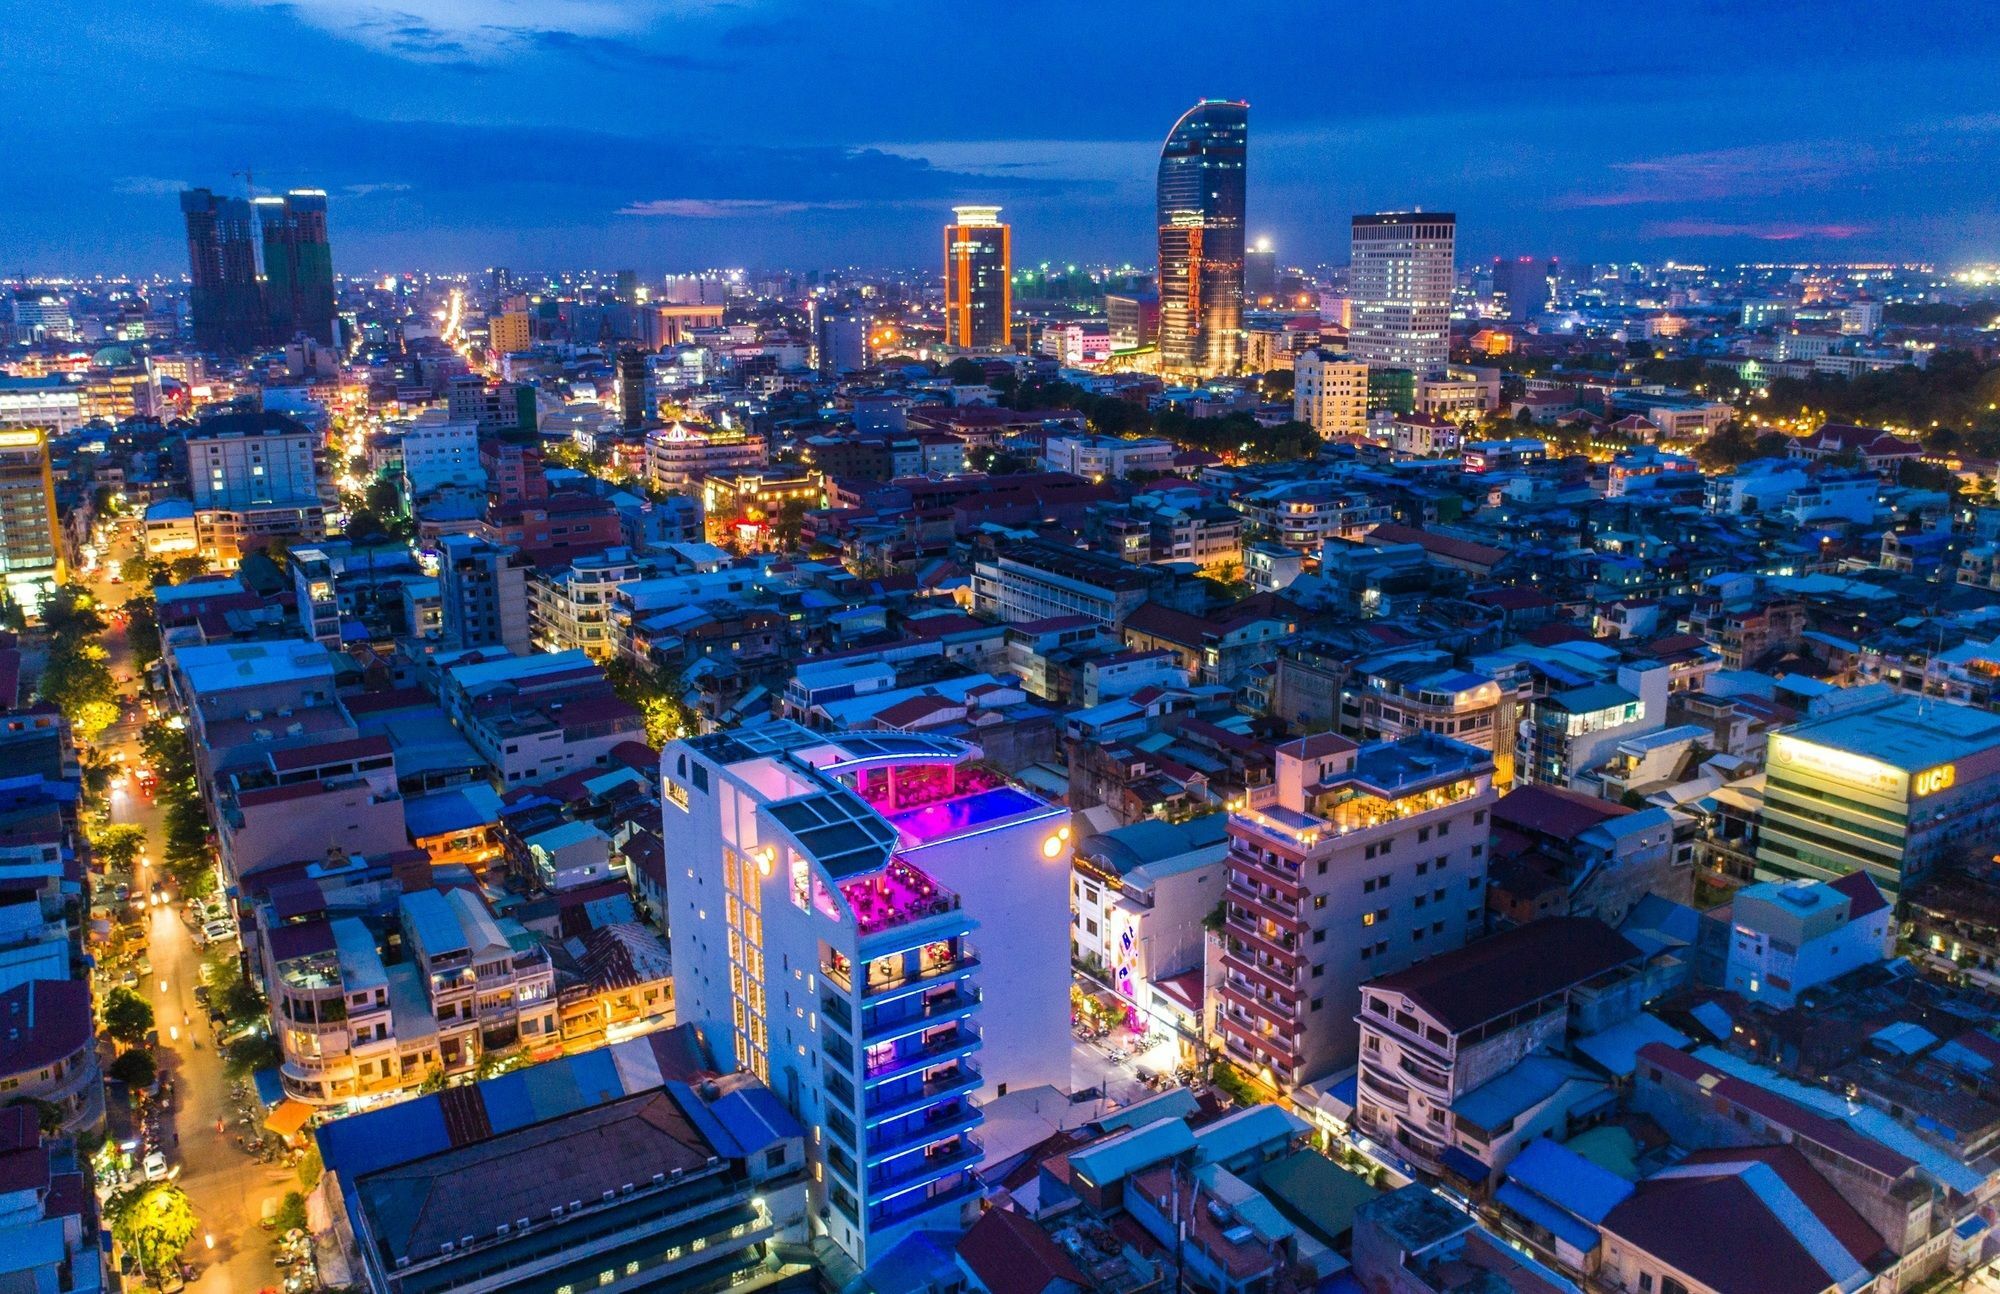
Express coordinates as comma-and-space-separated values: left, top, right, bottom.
5, 0, 2000, 273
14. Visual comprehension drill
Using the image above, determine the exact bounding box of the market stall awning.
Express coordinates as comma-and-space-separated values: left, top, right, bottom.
265, 1099, 314, 1139
252, 1067, 285, 1108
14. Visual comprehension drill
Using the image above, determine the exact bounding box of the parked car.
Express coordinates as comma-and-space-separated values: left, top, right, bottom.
202, 920, 235, 944
142, 1150, 168, 1181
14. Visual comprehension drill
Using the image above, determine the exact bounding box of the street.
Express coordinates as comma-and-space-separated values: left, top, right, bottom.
88, 524, 287, 1294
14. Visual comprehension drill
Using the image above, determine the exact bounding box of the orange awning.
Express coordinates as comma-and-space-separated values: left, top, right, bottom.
264, 1099, 314, 1139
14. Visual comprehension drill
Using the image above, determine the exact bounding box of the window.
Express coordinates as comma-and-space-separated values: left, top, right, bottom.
1313, 896, 1327, 910
1312, 964, 1324, 978
1473, 810, 1486, 825
1417, 826, 1431, 842
1311, 998, 1324, 1012
1663, 1279, 1689, 1294
1416, 860, 1428, 876
1312, 930, 1326, 944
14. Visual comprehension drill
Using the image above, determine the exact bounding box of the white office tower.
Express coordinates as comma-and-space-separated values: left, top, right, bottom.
1349, 211, 1456, 378
662, 722, 1073, 1267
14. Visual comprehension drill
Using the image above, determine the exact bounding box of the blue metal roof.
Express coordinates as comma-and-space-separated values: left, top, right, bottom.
1503, 1138, 1634, 1223
1496, 1181, 1601, 1254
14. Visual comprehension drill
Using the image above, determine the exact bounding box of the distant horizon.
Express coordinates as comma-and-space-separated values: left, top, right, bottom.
5, 1, 1999, 277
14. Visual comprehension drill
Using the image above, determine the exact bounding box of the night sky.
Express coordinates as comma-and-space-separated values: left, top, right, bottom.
7, 0, 2000, 274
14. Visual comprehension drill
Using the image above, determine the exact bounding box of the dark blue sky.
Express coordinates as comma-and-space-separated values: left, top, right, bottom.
8, 0, 2000, 274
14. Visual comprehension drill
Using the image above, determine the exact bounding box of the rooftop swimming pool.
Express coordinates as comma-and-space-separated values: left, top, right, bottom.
888, 785, 1051, 845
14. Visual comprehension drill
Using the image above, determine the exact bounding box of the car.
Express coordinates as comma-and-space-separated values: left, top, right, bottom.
142, 1150, 168, 1181
202, 920, 235, 943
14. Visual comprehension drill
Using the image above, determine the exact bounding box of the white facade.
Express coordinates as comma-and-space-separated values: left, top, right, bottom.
663, 724, 1071, 1268
1041, 434, 1176, 480
1723, 876, 1893, 1007
1349, 213, 1455, 377
399, 417, 482, 492
1292, 350, 1369, 438
187, 424, 321, 509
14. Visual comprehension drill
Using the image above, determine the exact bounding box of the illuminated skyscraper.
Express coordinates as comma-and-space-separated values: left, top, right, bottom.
1157, 99, 1248, 377
257, 190, 337, 346
1350, 212, 1455, 377
180, 187, 266, 351
0, 429, 65, 620
942, 206, 1011, 351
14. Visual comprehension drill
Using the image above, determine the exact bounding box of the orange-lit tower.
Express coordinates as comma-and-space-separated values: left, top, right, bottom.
943, 205, 1011, 351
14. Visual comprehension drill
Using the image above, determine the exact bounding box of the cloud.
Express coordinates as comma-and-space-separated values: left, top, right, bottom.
1639, 219, 1873, 241
112, 176, 191, 196
235, 0, 734, 60
1557, 142, 1867, 208
343, 182, 414, 196
618, 198, 862, 218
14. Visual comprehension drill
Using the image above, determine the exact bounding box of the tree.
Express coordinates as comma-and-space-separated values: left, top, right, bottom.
273, 1191, 308, 1235
125, 595, 162, 669
39, 585, 106, 641
223, 1032, 280, 1081
102, 988, 155, 1046
91, 823, 148, 872
296, 1144, 323, 1192
944, 358, 987, 385
109, 1183, 199, 1286
167, 556, 207, 584
122, 554, 163, 590
771, 497, 812, 550
603, 658, 695, 748
107, 1048, 159, 1090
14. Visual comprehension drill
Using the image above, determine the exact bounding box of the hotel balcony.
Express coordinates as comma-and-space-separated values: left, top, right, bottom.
825, 945, 981, 1001
1219, 1017, 1300, 1077
869, 1171, 980, 1233
1223, 912, 1305, 970
863, 1025, 983, 1087
869, 1134, 983, 1198
1221, 950, 1298, 998
865, 1099, 983, 1165
865, 1061, 983, 1126
843, 860, 970, 950
860, 985, 980, 1046
1218, 980, 1303, 1038
1226, 880, 1304, 931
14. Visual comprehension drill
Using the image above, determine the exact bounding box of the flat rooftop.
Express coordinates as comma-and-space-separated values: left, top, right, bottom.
1779, 694, 2000, 773
177, 639, 335, 693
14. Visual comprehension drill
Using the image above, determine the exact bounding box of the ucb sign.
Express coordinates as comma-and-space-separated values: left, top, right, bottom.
1913, 765, 1956, 798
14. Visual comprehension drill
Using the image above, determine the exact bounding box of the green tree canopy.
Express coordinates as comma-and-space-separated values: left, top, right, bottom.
90, 823, 147, 871
109, 1183, 199, 1284
107, 1048, 158, 1090
102, 988, 155, 1046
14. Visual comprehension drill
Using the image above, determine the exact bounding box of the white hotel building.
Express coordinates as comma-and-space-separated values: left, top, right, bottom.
663, 723, 1072, 1268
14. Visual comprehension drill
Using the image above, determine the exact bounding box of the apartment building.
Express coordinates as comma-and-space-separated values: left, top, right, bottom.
643, 421, 766, 493
1218, 731, 1498, 1092
1293, 349, 1369, 439
663, 723, 1071, 1267
972, 540, 1189, 628
440, 651, 647, 788
1353, 917, 1643, 1177
528, 547, 655, 660
262, 886, 556, 1107
438, 534, 533, 654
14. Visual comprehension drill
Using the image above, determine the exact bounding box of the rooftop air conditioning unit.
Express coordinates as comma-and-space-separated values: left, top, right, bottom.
460, 1236, 475, 1249
496, 1224, 510, 1237
395, 1258, 411, 1270
439, 1242, 454, 1255
601, 1190, 615, 1203
549, 1207, 563, 1220
620, 1183, 635, 1195
651, 1173, 666, 1185
568, 1200, 583, 1213
516, 1218, 530, 1232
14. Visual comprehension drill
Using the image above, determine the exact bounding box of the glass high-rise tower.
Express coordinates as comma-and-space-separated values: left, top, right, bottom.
257, 190, 337, 346
181, 187, 266, 351
1157, 99, 1247, 378
942, 205, 1011, 351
